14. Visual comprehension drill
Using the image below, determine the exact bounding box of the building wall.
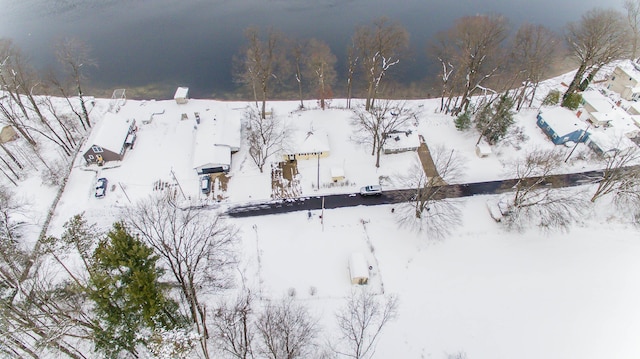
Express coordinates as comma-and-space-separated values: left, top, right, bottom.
536, 115, 586, 145
608, 67, 640, 100
284, 151, 330, 161
84, 147, 122, 164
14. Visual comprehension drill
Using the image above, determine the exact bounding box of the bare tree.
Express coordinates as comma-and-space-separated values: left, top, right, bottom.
345, 44, 358, 109
54, 37, 95, 129
123, 193, 239, 359
255, 297, 318, 359
305, 39, 337, 110
237, 27, 287, 119
434, 15, 509, 115
352, 99, 415, 167
0, 39, 37, 145
503, 149, 586, 231
0, 213, 99, 359
589, 146, 640, 207
334, 289, 398, 359
509, 23, 560, 110
212, 289, 256, 359
563, 9, 630, 101
290, 39, 308, 109
352, 17, 409, 111
45, 68, 89, 132
246, 107, 289, 173
394, 147, 465, 239
625, 0, 640, 61
2, 44, 75, 156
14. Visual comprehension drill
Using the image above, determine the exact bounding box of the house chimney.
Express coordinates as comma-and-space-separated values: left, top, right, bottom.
576, 110, 582, 118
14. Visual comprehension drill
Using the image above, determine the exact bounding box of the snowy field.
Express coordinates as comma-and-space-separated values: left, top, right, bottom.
4, 64, 640, 358
235, 198, 640, 359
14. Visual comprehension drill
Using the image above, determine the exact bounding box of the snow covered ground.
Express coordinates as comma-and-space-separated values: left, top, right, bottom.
5, 65, 640, 358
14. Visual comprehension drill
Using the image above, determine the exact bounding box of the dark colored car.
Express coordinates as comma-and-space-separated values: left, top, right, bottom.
95, 177, 108, 198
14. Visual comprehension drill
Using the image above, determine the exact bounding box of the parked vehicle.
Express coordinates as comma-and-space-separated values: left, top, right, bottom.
95, 177, 108, 198
359, 185, 382, 196
201, 175, 211, 194
486, 197, 511, 222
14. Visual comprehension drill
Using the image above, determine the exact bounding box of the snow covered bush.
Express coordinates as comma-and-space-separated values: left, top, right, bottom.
541, 89, 561, 106
144, 327, 200, 359
41, 159, 70, 186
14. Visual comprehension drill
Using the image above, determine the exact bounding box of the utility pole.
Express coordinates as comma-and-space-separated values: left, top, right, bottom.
565, 124, 591, 163
118, 182, 132, 203
170, 168, 187, 199
317, 152, 320, 190
321, 196, 325, 232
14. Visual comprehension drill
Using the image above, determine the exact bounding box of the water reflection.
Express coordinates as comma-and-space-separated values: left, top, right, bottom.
0, 0, 620, 99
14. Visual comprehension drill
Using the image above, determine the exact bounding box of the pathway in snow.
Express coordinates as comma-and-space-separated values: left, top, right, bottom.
417, 136, 446, 185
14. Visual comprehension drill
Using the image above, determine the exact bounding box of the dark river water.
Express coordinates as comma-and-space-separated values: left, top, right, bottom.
0, 0, 618, 99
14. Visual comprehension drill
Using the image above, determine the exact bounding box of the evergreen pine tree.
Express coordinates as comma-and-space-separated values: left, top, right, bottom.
89, 222, 182, 358
475, 94, 515, 144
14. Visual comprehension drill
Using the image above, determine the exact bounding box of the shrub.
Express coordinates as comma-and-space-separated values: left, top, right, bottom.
561, 92, 583, 110
454, 110, 472, 131
541, 90, 561, 106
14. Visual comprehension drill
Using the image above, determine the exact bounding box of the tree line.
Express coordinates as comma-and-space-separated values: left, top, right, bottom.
0, 37, 94, 186
233, 4, 638, 117
0, 191, 399, 359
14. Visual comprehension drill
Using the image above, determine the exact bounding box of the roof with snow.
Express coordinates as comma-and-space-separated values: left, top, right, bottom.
287, 128, 330, 155
174, 87, 189, 99
538, 107, 586, 135
615, 65, 640, 83
383, 128, 420, 152
349, 252, 369, 283
581, 90, 615, 114
192, 114, 240, 171
592, 111, 640, 137
629, 102, 640, 115
588, 129, 637, 154
84, 112, 134, 153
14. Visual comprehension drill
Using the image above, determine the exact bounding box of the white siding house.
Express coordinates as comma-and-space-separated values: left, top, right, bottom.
607, 65, 640, 101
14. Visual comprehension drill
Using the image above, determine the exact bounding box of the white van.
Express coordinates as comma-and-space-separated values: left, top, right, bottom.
359, 185, 382, 196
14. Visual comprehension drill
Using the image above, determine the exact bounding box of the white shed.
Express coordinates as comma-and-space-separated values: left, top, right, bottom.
349, 253, 369, 285
174, 87, 189, 104
331, 167, 345, 182
475, 143, 492, 157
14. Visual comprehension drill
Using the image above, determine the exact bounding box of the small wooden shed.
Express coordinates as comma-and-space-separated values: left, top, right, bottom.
349, 253, 369, 285
331, 167, 345, 182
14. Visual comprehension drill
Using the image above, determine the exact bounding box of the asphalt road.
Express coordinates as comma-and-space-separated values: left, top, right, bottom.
226, 169, 606, 218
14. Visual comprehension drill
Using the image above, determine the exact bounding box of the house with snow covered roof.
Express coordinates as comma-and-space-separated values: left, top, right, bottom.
580, 90, 616, 127
606, 65, 640, 101
382, 127, 420, 154
83, 113, 137, 164
283, 128, 330, 161
586, 129, 637, 157
192, 114, 241, 174
536, 107, 589, 145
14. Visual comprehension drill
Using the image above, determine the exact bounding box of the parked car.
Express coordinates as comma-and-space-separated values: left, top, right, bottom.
201, 175, 211, 194
359, 185, 382, 196
486, 197, 511, 222
95, 177, 108, 198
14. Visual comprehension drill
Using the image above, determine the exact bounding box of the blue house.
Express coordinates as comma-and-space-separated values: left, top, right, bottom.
536, 107, 589, 145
